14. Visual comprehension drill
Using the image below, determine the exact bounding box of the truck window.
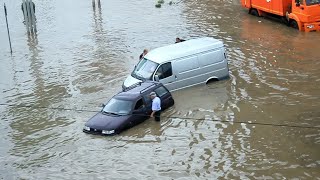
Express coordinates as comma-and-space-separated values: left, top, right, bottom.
154, 86, 169, 97
306, 0, 320, 5
155, 62, 172, 80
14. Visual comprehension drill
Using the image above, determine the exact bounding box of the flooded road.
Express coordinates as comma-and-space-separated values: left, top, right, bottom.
1, 0, 320, 179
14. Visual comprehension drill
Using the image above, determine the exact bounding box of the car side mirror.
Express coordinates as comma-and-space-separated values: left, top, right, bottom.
154, 75, 160, 82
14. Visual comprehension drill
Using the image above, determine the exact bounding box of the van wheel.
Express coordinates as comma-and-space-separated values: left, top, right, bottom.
249, 9, 259, 16
290, 20, 299, 30
206, 78, 219, 84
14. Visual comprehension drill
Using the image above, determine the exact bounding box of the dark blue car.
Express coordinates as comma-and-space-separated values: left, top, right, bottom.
83, 82, 174, 135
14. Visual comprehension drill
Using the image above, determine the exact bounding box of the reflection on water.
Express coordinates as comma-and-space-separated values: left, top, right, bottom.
0, 0, 320, 179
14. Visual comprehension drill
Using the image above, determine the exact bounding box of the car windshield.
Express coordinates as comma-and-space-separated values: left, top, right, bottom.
305, 0, 320, 5
102, 98, 132, 115
131, 58, 159, 80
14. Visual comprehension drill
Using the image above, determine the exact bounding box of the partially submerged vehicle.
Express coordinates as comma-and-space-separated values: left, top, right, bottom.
123, 37, 230, 92
241, 0, 320, 32
83, 81, 174, 135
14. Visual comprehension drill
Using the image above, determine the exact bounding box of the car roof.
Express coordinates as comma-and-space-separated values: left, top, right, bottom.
144, 37, 224, 64
115, 81, 162, 101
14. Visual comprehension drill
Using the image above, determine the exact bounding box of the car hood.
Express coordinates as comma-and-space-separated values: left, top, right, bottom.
123, 75, 142, 88
85, 112, 130, 130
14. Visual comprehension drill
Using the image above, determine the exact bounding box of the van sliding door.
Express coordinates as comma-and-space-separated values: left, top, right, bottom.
172, 55, 199, 90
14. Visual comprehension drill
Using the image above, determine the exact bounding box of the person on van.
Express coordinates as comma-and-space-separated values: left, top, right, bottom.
139, 49, 148, 60
21, 1, 35, 17
175, 37, 186, 43
150, 92, 161, 121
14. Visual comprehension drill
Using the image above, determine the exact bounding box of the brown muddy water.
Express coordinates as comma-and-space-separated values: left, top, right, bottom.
0, 0, 320, 179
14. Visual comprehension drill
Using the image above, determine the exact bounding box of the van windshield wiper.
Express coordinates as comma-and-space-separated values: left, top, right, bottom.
131, 72, 138, 79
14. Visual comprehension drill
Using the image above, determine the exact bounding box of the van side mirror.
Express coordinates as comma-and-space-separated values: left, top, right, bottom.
154, 75, 160, 82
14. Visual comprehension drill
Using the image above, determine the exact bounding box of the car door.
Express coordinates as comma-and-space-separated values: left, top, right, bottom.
131, 98, 148, 125
143, 94, 153, 115
154, 86, 174, 110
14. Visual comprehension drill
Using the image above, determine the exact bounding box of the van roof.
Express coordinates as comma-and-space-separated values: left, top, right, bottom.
144, 37, 224, 64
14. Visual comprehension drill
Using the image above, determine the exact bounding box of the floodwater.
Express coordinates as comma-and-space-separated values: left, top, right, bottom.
0, 0, 320, 179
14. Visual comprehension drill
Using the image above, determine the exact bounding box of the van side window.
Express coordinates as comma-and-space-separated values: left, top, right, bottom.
134, 99, 144, 110
154, 86, 169, 97
156, 62, 172, 80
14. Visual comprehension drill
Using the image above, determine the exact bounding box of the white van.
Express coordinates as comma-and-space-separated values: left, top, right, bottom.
123, 37, 229, 91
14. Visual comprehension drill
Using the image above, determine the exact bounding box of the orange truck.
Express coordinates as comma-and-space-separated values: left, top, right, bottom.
241, 0, 320, 32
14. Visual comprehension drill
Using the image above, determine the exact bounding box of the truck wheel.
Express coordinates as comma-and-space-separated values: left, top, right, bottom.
290, 20, 299, 30
249, 9, 259, 16
281, 17, 288, 25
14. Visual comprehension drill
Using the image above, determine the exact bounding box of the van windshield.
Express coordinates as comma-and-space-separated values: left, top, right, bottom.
131, 58, 159, 80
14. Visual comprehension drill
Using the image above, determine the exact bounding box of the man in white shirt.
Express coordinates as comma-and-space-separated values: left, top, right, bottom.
150, 92, 161, 121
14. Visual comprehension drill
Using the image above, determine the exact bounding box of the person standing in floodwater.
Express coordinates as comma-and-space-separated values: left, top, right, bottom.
139, 49, 148, 60
150, 92, 161, 122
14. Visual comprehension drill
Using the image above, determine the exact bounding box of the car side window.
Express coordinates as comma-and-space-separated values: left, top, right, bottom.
156, 62, 172, 80
134, 99, 144, 110
154, 86, 169, 98
143, 95, 152, 105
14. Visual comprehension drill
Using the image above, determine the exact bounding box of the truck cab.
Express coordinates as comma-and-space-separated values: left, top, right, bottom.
289, 0, 320, 32
241, 0, 320, 32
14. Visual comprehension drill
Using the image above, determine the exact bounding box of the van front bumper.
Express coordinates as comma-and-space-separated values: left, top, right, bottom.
304, 22, 320, 32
